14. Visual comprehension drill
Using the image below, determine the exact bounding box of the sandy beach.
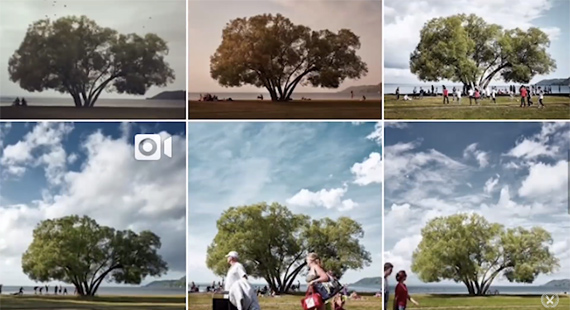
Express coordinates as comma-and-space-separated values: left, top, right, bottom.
188, 100, 382, 119
0, 106, 186, 120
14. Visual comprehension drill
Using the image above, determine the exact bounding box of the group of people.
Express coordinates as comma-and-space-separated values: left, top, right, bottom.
33, 285, 68, 295
395, 84, 548, 108
198, 94, 234, 102
12, 97, 28, 106
384, 263, 418, 310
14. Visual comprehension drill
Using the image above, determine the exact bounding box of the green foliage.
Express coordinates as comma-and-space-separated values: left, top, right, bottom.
410, 14, 556, 89
210, 14, 368, 101
22, 215, 168, 296
8, 15, 174, 107
206, 203, 371, 293
412, 213, 559, 295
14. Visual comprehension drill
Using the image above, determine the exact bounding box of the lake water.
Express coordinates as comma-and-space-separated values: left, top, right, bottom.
384, 83, 570, 95
189, 92, 382, 101
399, 285, 569, 295
0, 97, 186, 108
0, 285, 185, 296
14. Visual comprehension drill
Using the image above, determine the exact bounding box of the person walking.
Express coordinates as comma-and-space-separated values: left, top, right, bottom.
519, 85, 527, 107
538, 87, 545, 108
394, 271, 419, 310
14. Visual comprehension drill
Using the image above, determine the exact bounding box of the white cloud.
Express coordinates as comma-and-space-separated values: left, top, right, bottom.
286, 184, 358, 211
366, 122, 382, 145
463, 143, 489, 168
518, 160, 568, 201
351, 152, 382, 185
384, 122, 409, 129
483, 174, 500, 194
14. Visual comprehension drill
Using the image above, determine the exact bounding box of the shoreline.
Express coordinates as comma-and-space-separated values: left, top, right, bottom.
0, 106, 186, 120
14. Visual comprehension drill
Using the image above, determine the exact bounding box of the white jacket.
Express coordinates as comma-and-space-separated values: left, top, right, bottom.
228, 278, 261, 310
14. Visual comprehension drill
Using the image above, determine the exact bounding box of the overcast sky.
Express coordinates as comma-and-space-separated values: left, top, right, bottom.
0, 0, 186, 99
188, 122, 382, 285
188, 0, 382, 93
0, 122, 186, 286
384, 0, 570, 85
384, 122, 570, 286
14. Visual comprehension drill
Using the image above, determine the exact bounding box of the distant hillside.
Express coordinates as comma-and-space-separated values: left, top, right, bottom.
338, 83, 381, 94
543, 279, 570, 288
351, 277, 381, 287
535, 78, 570, 86
147, 90, 186, 100
145, 276, 185, 288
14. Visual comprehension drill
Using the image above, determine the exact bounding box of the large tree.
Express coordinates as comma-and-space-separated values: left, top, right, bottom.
22, 215, 168, 296
8, 15, 174, 107
409, 14, 556, 90
412, 213, 559, 296
206, 203, 371, 293
210, 14, 368, 101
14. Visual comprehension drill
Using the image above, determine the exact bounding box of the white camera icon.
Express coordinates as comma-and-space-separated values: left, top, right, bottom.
134, 134, 172, 161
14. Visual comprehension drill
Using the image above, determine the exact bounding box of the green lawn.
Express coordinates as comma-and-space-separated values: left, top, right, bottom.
386, 294, 570, 310
188, 293, 379, 310
0, 294, 185, 309
384, 95, 570, 119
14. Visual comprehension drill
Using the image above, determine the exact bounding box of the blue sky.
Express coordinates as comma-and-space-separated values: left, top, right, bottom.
384, 122, 570, 286
0, 122, 186, 286
187, 122, 382, 285
384, 0, 570, 85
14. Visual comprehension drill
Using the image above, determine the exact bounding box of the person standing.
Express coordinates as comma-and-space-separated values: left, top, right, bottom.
395, 87, 400, 100
468, 87, 474, 105
384, 263, 393, 310
456, 87, 462, 104
538, 87, 545, 108
519, 85, 527, 107
474, 88, 481, 105
491, 87, 497, 104
442, 86, 449, 104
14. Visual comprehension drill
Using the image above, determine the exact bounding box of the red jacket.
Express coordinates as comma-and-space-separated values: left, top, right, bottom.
443, 89, 448, 96
521, 88, 527, 97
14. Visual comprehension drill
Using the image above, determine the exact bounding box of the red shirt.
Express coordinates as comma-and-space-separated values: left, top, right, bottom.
395, 282, 409, 307
474, 91, 480, 98
443, 89, 448, 96
521, 88, 527, 97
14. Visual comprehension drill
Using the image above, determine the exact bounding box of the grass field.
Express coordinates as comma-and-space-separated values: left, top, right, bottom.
188, 293, 379, 310
0, 294, 185, 309
0, 106, 186, 120
384, 95, 569, 119
386, 294, 570, 310
188, 100, 382, 119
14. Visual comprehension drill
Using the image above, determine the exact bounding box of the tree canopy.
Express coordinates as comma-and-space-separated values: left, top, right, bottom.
411, 213, 559, 296
210, 14, 368, 101
206, 202, 372, 293
22, 215, 168, 296
409, 14, 556, 89
8, 15, 174, 107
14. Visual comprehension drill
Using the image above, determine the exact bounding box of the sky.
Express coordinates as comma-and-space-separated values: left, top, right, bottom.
0, 122, 187, 286
0, 0, 186, 99
187, 122, 382, 285
188, 0, 382, 93
384, 0, 570, 86
383, 122, 570, 287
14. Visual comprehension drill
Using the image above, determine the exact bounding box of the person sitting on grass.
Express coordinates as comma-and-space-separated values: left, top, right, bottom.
403, 94, 411, 101
394, 271, 418, 310
12, 97, 20, 106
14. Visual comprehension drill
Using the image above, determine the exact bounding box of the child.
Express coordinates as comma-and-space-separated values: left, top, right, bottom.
520, 85, 527, 107
442, 86, 449, 104
394, 271, 418, 310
